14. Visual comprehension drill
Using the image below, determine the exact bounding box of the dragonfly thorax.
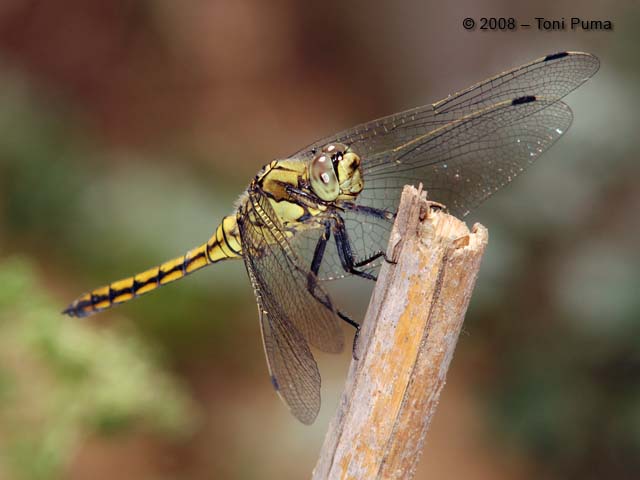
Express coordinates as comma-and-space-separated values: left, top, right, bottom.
309, 143, 363, 202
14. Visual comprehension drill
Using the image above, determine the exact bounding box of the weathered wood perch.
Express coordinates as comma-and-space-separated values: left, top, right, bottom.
313, 185, 489, 480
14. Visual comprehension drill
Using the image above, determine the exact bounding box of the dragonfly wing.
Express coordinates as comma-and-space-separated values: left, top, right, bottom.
247, 254, 321, 424
238, 189, 344, 423
360, 98, 575, 217
289, 99, 574, 284
292, 52, 598, 162
286, 206, 394, 283
276, 52, 598, 280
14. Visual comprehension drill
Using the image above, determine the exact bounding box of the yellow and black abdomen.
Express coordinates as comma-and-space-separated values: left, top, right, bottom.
64, 215, 242, 317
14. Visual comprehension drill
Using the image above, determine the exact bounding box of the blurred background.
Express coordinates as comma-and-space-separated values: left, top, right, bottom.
0, 1, 638, 479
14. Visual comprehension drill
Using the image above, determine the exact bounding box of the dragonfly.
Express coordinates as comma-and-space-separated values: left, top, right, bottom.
64, 51, 599, 424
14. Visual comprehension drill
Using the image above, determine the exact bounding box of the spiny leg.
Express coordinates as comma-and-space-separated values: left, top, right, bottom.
307, 221, 331, 289
305, 219, 361, 358
286, 192, 395, 271
339, 202, 397, 269
354, 251, 395, 269
306, 221, 361, 327
306, 220, 359, 332
332, 213, 384, 281
307, 270, 361, 359
340, 202, 396, 222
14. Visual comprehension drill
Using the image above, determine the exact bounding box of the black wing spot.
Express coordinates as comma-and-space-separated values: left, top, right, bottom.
270, 375, 280, 391
544, 52, 569, 62
512, 95, 537, 106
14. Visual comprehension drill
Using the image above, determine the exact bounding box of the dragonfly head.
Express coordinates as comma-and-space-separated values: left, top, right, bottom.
309, 143, 363, 202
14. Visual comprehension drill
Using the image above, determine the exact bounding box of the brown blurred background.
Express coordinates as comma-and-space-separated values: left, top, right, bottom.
0, 1, 638, 479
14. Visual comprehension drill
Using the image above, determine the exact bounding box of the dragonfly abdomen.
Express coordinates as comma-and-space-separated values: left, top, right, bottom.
63, 215, 242, 317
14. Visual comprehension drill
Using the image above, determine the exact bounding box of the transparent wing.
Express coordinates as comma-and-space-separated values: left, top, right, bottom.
360, 98, 574, 216
238, 189, 343, 424
291, 99, 575, 283
279, 52, 598, 282
291, 51, 598, 167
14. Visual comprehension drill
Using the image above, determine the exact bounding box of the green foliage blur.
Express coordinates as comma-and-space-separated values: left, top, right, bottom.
0, 257, 195, 480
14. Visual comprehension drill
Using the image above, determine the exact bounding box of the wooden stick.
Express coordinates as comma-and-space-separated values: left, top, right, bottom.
313, 185, 489, 480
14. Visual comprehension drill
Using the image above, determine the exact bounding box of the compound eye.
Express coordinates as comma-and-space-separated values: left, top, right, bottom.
324, 143, 347, 160
310, 153, 339, 201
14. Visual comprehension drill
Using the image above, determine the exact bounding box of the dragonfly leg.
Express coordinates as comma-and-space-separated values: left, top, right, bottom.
306, 220, 361, 345
341, 202, 396, 222
308, 270, 360, 335
337, 309, 361, 360
340, 203, 400, 267
353, 250, 397, 268
332, 214, 378, 281
307, 221, 331, 291
307, 258, 362, 360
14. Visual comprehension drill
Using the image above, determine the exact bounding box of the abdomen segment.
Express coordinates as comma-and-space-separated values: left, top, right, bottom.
63, 215, 242, 317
